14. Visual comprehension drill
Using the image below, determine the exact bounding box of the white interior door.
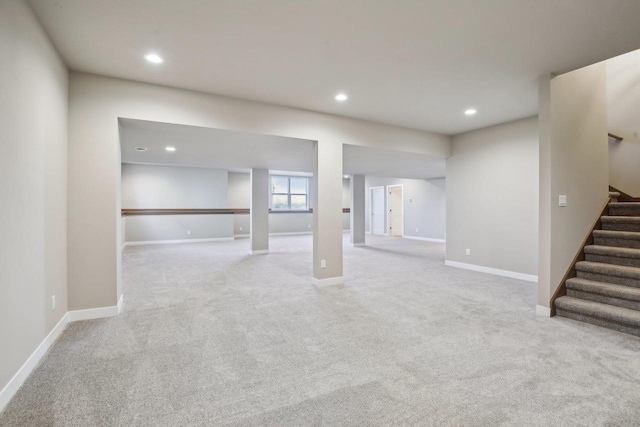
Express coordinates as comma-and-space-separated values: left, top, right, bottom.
371, 187, 385, 235
388, 186, 403, 237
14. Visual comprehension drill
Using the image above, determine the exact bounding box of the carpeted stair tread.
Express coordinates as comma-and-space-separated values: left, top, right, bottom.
555, 296, 640, 328
600, 216, 640, 224
592, 230, 640, 240
575, 261, 640, 279
609, 203, 640, 216
584, 245, 640, 259
609, 192, 621, 198
566, 277, 640, 302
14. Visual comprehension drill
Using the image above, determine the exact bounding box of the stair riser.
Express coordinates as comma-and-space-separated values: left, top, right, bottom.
609, 206, 640, 216
593, 237, 640, 249
556, 309, 640, 337
601, 223, 640, 232
566, 289, 640, 311
585, 253, 640, 268
576, 271, 640, 288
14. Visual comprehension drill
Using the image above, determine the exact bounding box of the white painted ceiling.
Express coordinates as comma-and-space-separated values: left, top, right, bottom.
607, 49, 640, 143
36, 1, 640, 135
120, 119, 445, 180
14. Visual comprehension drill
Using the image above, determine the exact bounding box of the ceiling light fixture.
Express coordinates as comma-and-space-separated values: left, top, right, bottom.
145, 53, 164, 64
335, 93, 348, 102
464, 108, 477, 116
165, 146, 176, 152
135, 147, 148, 152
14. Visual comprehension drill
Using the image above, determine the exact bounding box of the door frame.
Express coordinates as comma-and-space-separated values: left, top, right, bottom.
386, 184, 404, 237
370, 186, 387, 236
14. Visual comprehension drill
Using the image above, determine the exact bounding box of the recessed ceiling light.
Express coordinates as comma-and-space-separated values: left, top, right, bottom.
464, 108, 477, 116
135, 147, 148, 152
145, 53, 164, 64
335, 93, 348, 102
165, 146, 176, 152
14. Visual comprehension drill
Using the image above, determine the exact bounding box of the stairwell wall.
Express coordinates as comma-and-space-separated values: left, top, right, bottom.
538, 62, 609, 310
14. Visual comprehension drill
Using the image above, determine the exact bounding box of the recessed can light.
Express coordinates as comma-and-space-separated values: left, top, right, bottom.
464, 108, 477, 116
335, 93, 348, 102
165, 146, 176, 152
135, 147, 148, 152
145, 53, 164, 64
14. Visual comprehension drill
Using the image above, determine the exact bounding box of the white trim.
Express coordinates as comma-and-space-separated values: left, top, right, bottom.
312, 276, 344, 286
124, 237, 233, 246
444, 260, 538, 283
386, 184, 404, 237
250, 249, 269, 255
352, 242, 366, 247
0, 312, 69, 413
67, 294, 125, 322
403, 236, 446, 243
536, 305, 551, 317
234, 234, 250, 239
269, 231, 313, 236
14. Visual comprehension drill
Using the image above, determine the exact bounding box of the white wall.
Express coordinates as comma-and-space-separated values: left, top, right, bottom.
607, 48, 640, 143
365, 177, 446, 240
0, 0, 68, 403
121, 164, 232, 242
447, 117, 539, 276
122, 164, 228, 208
609, 139, 640, 196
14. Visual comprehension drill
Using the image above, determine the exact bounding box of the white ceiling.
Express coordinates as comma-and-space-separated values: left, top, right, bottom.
34, 1, 640, 135
120, 119, 445, 180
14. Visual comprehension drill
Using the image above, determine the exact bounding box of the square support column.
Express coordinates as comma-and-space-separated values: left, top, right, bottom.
350, 175, 366, 246
250, 168, 269, 255
312, 140, 344, 285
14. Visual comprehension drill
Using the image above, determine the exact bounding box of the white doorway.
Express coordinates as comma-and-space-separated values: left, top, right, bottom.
387, 185, 404, 237
370, 186, 385, 235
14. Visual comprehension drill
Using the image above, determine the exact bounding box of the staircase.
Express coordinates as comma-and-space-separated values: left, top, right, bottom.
555, 192, 640, 337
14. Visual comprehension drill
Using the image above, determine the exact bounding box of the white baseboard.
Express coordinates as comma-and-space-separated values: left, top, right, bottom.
352, 242, 366, 247
444, 260, 538, 283
124, 237, 233, 246
403, 236, 446, 243
234, 234, 250, 239
269, 231, 313, 236
0, 312, 69, 413
0, 294, 125, 413
250, 249, 269, 255
536, 305, 551, 317
67, 294, 125, 322
312, 276, 344, 287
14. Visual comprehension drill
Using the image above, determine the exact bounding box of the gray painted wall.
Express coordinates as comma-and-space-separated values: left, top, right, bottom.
0, 0, 68, 400
447, 116, 539, 276
365, 177, 446, 240
122, 164, 232, 242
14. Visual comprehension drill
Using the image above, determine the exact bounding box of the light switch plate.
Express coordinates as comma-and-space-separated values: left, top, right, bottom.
559, 195, 567, 207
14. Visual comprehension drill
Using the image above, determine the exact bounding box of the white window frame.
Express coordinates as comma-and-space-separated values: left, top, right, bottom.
271, 176, 309, 211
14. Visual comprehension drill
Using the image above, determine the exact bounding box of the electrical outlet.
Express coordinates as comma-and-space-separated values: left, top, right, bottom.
416, 228, 419, 233
187, 230, 191, 235
51, 295, 56, 311
321, 259, 326, 269
308, 224, 311, 228
239, 226, 243, 231
465, 248, 471, 256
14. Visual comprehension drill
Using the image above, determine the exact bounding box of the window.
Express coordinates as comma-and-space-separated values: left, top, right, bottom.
271, 176, 309, 210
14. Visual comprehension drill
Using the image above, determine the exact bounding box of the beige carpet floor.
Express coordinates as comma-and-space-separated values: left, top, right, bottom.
1, 234, 640, 426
